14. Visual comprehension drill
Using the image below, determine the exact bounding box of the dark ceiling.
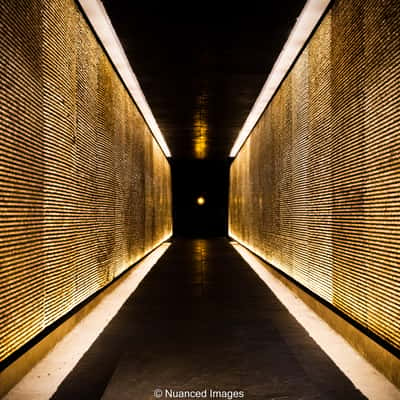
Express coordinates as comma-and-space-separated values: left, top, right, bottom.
102, 1, 307, 160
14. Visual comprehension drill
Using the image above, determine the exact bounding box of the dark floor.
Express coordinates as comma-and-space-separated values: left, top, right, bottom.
51, 238, 365, 400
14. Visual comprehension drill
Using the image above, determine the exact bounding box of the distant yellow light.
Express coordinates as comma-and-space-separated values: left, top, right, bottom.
197, 196, 205, 206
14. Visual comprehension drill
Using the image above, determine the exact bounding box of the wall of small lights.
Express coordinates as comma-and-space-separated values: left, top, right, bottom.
0, 0, 172, 363
229, 0, 400, 351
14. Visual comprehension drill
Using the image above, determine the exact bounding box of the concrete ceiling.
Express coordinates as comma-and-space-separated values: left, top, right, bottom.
102, 1, 307, 160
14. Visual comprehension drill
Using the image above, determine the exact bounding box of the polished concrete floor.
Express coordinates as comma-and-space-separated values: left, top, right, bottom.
50, 238, 365, 400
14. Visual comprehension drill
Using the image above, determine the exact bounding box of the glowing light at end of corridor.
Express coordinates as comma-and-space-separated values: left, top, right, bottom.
77, 0, 171, 158
229, 0, 331, 157
197, 196, 205, 206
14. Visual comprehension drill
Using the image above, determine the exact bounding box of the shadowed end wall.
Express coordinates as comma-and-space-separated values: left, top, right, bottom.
0, 0, 172, 364
229, 0, 400, 353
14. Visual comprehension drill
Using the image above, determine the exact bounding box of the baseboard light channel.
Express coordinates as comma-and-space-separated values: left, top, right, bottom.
2, 243, 170, 399
231, 241, 400, 400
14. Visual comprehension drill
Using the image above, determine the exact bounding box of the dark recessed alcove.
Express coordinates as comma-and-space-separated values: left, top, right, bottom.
171, 159, 231, 237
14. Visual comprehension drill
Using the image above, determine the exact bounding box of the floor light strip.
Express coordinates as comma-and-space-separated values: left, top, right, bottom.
4, 243, 170, 400
231, 241, 400, 400
77, 0, 171, 158
229, 0, 331, 157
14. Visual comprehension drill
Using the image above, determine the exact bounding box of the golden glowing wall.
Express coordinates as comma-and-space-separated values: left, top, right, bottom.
229, 0, 400, 350
0, 0, 172, 362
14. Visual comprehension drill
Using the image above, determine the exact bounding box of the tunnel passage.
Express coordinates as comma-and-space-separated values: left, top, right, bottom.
0, 0, 400, 396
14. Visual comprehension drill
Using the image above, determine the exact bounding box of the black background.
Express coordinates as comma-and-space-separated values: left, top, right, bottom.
171, 160, 231, 237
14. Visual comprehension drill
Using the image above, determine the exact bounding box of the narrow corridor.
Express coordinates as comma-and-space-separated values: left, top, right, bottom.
1, 0, 399, 398
50, 239, 365, 400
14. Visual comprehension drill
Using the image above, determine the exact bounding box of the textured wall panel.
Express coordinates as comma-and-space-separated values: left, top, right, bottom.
41, 0, 78, 326
0, 0, 172, 363
229, 0, 400, 351
331, 0, 369, 330
0, 0, 46, 362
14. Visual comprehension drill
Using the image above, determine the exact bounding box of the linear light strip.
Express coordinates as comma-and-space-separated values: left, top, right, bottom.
231, 241, 400, 400
3, 243, 171, 400
77, 0, 171, 157
229, 0, 331, 157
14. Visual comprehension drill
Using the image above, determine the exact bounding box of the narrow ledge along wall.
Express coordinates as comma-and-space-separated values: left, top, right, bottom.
229, 0, 399, 368
0, 0, 172, 364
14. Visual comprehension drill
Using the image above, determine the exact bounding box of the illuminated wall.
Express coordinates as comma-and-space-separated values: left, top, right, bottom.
0, 0, 172, 362
229, 0, 400, 351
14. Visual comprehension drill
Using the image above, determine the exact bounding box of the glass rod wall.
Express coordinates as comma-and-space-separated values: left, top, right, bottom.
0, 0, 172, 362
229, 0, 400, 351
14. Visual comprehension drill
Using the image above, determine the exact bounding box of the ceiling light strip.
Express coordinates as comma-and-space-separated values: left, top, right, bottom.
77, 0, 171, 157
229, 0, 331, 158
